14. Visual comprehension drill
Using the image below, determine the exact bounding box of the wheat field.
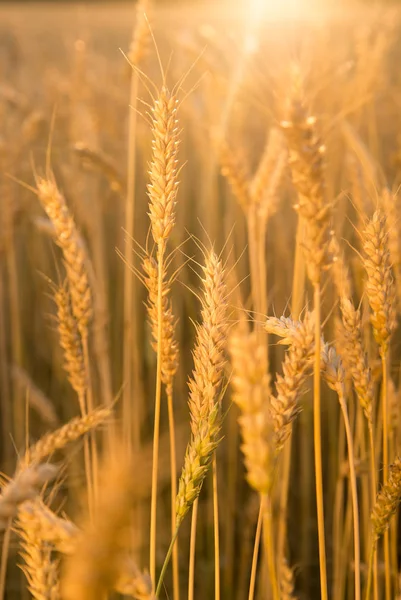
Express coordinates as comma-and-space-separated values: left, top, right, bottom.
1, 1, 401, 599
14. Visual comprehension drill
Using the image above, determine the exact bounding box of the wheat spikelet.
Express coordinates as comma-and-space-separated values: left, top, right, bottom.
176, 249, 228, 525
339, 297, 373, 422
62, 442, 153, 600
268, 312, 315, 451
143, 255, 178, 395
36, 174, 92, 336
53, 281, 86, 396
363, 209, 397, 354
229, 326, 274, 494
0, 464, 57, 530
23, 407, 111, 467
147, 86, 180, 250
265, 315, 300, 346
281, 71, 332, 285
372, 456, 401, 538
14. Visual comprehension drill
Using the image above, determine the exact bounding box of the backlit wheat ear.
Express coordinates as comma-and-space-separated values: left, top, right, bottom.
330, 235, 352, 302
380, 187, 401, 303
175, 249, 228, 526
280, 558, 298, 600
268, 312, 315, 452
219, 139, 252, 212
339, 297, 373, 422
22, 406, 111, 467
143, 255, 178, 395
320, 343, 346, 398
250, 127, 288, 222
127, 0, 151, 66
17, 520, 60, 600
229, 326, 274, 494
363, 209, 397, 354
147, 86, 180, 252
18, 501, 153, 598
281, 77, 332, 286
18, 500, 79, 555
62, 443, 153, 600
36, 174, 92, 338
54, 281, 86, 396
0, 464, 57, 531
372, 457, 401, 538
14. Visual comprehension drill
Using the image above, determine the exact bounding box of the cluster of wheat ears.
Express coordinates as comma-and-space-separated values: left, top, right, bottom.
2, 0, 401, 599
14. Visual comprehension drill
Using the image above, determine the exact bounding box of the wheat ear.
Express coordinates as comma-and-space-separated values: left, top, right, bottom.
0, 464, 57, 531
366, 458, 401, 600
266, 312, 315, 452
147, 82, 181, 585
18, 500, 153, 598
62, 443, 153, 600
363, 209, 397, 600
229, 326, 274, 494
17, 513, 60, 600
157, 249, 228, 597
53, 280, 87, 396
280, 559, 298, 600
22, 406, 111, 467
36, 175, 92, 339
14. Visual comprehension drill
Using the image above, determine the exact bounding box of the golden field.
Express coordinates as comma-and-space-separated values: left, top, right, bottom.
1, 1, 401, 599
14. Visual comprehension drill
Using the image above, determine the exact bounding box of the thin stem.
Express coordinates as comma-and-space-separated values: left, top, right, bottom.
338, 393, 361, 600
382, 352, 391, 600
248, 501, 263, 600
150, 246, 165, 583
123, 69, 139, 450
368, 422, 379, 600
0, 520, 11, 600
261, 493, 280, 600
188, 499, 199, 600
276, 436, 292, 565
276, 219, 304, 568
333, 409, 346, 600
0, 273, 12, 474
365, 540, 377, 600
313, 282, 328, 600
156, 527, 180, 597
167, 388, 180, 600
78, 389, 94, 517
213, 455, 221, 600
82, 336, 98, 505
